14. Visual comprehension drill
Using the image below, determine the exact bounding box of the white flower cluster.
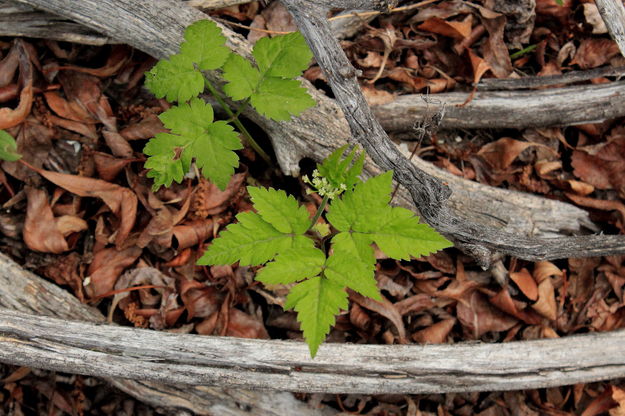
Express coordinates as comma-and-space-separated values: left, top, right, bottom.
302, 169, 347, 199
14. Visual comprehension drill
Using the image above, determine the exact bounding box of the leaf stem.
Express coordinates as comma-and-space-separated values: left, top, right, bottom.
203, 77, 272, 165
308, 194, 330, 231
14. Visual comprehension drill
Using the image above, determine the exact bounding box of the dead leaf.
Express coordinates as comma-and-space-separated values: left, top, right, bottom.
180, 279, 222, 320
120, 115, 168, 140
395, 293, 435, 316
565, 193, 625, 228
55, 215, 88, 236
481, 15, 513, 78
418, 15, 473, 39
412, 318, 456, 343
457, 291, 518, 338
226, 309, 269, 339
531, 277, 557, 320
192, 172, 246, 217
361, 85, 396, 106
43, 91, 96, 123
86, 246, 142, 297
349, 290, 407, 343
509, 268, 538, 301
23, 187, 69, 254
571, 133, 625, 194
34, 169, 137, 247
572, 38, 620, 69
611, 386, 625, 416
56, 45, 130, 78
93, 152, 134, 182
0, 43, 19, 87
102, 130, 133, 158
57, 71, 116, 131
477, 138, 556, 171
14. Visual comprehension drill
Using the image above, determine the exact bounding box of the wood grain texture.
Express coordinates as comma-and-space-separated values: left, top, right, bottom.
1, 307, 625, 394
14, 0, 625, 265
0, 0, 110, 45
373, 81, 625, 130
0, 253, 332, 416
595, 0, 625, 57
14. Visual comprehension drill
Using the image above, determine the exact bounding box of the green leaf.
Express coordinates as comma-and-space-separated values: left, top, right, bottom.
285, 276, 348, 357
330, 231, 375, 265
222, 54, 262, 101
370, 207, 453, 260
144, 98, 242, 190
198, 211, 313, 266
180, 20, 230, 70
256, 246, 325, 285
247, 186, 311, 234
253, 32, 312, 78
327, 171, 452, 259
317, 145, 364, 192
250, 77, 316, 121
0, 130, 21, 162
145, 54, 204, 103
324, 250, 380, 300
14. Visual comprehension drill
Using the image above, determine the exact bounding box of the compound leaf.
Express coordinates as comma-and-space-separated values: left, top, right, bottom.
285, 276, 348, 357
371, 207, 453, 260
0, 130, 21, 162
222, 54, 261, 101
253, 32, 312, 78
325, 250, 380, 300
247, 186, 311, 234
191, 120, 242, 190
145, 54, 203, 103
198, 211, 313, 266
256, 246, 325, 285
317, 145, 364, 192
250, 77, 315, 121
180, 20, 230, 70
159, 97, 214, 136
144, 152, 185, 189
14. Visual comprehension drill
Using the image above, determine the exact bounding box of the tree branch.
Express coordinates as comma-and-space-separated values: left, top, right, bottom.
595, 0, 625, 57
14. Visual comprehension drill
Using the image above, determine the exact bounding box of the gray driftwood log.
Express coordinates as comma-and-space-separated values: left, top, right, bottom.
15, 0, 625, 267
595, 0, 625, 57
0, 253, 333, 416
2, 304, 625, 394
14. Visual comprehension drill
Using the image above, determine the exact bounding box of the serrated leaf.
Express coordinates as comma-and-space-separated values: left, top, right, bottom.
370, 206, 453, 260
198, 211, 314, 266
326, 171, 393, 232
256, 246, 325, 285
222, 54, 261, 101
317, 145, 364, 192
0, 130, 21, 162
191, 120, 242, 190
331, 231, 375, 265
253, 32, 312, 78
247, 186, 311, 234
145, 99, 241, 190
158, 97, 214, 136
324, 250, 380, 300
144, 153, 185, 190
145, 54, 204, 103
285, 276, 348, 357
180, 20, 230, 70
250, 77, 315, 121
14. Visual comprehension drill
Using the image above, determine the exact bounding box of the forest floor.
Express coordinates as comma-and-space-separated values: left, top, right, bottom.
1, 0, 625, 414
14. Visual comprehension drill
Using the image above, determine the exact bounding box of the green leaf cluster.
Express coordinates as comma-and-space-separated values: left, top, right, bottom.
0, 130, 20, 162
200, 150, 452, 357
143, 20, 315, 190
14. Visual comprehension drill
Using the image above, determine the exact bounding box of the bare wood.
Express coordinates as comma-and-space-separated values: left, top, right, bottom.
595, 0, 625, 57
184, 0, 252, 9
373, 81, 625, 131
0, 0, 110, 45
15, 0, 625, 266
477, 65, 625, 90
0, 253, 332, 416
330, 10, 377, 39
1, 308, 625, 394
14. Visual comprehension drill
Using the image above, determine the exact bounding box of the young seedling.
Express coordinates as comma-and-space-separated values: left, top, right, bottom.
0, 130, 21, 162
200, 146, 453, 357
143, 19, 316, 191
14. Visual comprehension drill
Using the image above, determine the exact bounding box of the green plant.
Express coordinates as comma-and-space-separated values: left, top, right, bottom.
144, 19, 315, 190
0, 130, 21, 162
199, 146, 452, 357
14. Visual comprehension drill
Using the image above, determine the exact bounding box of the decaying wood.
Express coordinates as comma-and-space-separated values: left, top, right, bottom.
0, 1, 110, 45
373, 81, 625, 131
184, 0, 252, 9
330, 10, 377, 39
0, 253, 332, 416
2, 306, 625, 394
16, 0, 621, 266
595, 0, 625, 57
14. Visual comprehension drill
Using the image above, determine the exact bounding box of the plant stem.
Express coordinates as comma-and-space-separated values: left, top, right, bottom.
308, 194, 330, 231
203, 77, 272, 165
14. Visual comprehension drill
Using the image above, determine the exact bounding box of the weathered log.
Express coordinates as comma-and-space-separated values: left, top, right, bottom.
595, 0, 625, 57
0, 0, 110, 45
1, 306, 625, 394
0, 253, 332, 416
373, 81, 625, 131
15, 0, 622, 266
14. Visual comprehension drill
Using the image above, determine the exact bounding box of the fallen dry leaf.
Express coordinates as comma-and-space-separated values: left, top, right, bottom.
571, 133, 625, 194
180, 279, 222, 319
457, 291, 518, 338
34, 168, 137, 247
611, 386, 625, 416
0, 43, 19, 87
477, 137, 556, 171
481, 15, 512, 78
412, 318, 456, 344
349, 290, 407, 343
23, 187, 69, 254
86, 246, 142, 297
572, 38, 620, 69
120, 115, 167, 141
418, 15, 473, 39
56, 45, 130, 78
226, 309, 270, 339
531, 277, 557, 320
509, 268, 538, 301
192, 172, 246, 217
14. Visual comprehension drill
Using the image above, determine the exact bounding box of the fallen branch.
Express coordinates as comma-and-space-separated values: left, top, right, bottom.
0, 253, 330, 416
373, 81, 625, 131
1, 306, 625, 394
